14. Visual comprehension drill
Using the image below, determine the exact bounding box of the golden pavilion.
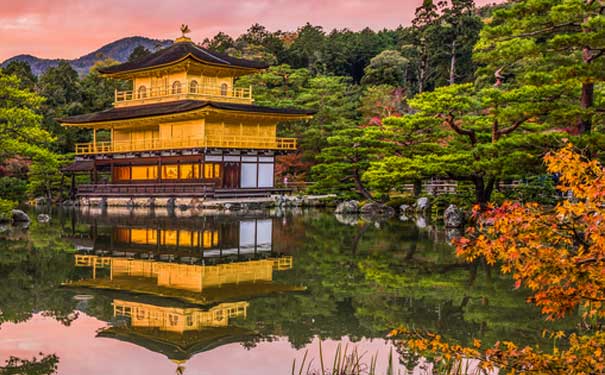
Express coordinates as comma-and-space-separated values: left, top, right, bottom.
60, 27, 313, 200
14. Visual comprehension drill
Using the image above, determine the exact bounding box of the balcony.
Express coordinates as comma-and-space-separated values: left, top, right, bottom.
114, 81, 253, 107
75, 135, 297, 155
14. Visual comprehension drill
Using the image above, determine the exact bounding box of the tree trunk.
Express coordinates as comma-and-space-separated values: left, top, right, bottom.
449, 40, 457, 85
353, 169, 373, 200
413, 179, 422, 196
578, 81, 594, 134
473, 176, 495, 207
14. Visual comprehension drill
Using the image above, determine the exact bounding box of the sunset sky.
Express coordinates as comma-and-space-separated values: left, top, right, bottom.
0, 0, 502, 62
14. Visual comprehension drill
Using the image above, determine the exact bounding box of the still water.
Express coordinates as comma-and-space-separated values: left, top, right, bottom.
0, 207, 563, 374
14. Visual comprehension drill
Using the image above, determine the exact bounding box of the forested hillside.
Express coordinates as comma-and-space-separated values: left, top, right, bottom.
1, 36, 172, 75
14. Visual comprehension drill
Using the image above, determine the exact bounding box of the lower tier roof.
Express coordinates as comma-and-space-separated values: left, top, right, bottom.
58, 100, 315, 125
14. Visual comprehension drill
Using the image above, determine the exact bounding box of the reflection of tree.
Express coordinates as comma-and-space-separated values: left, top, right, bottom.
0, 225, 79, 327
242, 213, 574, 350
0, 354, 59, 375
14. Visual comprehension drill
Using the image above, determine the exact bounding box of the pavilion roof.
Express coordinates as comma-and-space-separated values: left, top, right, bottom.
58, 100, 315, 125
98, 41, 268, 75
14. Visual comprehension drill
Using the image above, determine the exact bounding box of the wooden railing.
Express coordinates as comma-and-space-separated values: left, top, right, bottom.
75, 135, 297, 155
114, 82, 253, 106
77, 182, 215, 197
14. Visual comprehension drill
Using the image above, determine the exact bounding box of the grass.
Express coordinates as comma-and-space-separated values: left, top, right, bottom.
291, 341, 393, 375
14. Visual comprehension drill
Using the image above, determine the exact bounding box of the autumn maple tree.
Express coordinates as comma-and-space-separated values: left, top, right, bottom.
392, 144, 605, 374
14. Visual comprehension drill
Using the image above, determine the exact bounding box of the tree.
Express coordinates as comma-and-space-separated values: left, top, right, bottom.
127, 45, 151, 62
238, 65, 359, 164
80, 59, 127, 113
285, 23, 326, 73
37, 61, 84, 153
2, 61, 37, 91
474, 0, 605, 134
360, 50, 408, 87
0, 70, 53, 213
358, 85, 408, 125
202, 32, 235, 53
401, 0, 482, 94
393, 144, 605, 373
0, 354, 59, 375
27, 151, 68, 201
311, 126, 382, 199
364, 83, 563, 205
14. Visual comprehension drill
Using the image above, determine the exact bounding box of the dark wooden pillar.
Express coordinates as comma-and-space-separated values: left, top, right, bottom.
70, 173, 76, 200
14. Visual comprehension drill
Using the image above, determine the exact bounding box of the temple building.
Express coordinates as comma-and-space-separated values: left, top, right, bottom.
60, 28, 314, 201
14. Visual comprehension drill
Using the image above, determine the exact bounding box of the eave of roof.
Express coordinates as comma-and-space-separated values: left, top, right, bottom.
98, 42, 268, 76
57, 100, 316, 125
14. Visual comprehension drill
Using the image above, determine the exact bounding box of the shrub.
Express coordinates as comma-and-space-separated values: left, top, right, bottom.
0, 176, 28, 202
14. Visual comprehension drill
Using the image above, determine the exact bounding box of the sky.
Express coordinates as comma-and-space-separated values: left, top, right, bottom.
0, 0, 502, 62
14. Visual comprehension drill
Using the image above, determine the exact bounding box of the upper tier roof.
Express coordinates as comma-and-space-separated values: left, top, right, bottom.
58, 100, 315, 124
98, 41, 268, 75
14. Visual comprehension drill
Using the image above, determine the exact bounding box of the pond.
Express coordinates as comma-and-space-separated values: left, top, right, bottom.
0, 207, 570, 375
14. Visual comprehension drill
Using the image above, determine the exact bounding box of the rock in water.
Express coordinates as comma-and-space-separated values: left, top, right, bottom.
335, 200, 360, 214
37, 214, 50, 223
415, 197, 431, 214
11, 209, 31, 223
444, 204, 465, 228
360, 202, 395, 217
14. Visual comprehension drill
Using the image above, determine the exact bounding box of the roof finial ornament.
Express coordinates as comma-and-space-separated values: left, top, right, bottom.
180, 24, 190, 37
176, 24, 192, 43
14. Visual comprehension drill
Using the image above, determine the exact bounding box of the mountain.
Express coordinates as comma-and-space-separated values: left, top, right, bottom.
1, 36, 173, 76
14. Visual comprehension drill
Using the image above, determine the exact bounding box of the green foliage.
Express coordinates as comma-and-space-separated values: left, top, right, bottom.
358, 85, 408, 124
0, 70, 52, 159
0, 199, 16, 221
0, 354, 59, 375
37, 61, 84, 153
364, 83, 566, 204
474, 0, 605, 134
501, 175, 559, 206
2, 60, 37, 90
238, 65, 358, 162
27, 152, 69, 201
127, 45, 151, 62
0, 177, 28, 202
310, 126, 382, 199
361, 50, 408, 87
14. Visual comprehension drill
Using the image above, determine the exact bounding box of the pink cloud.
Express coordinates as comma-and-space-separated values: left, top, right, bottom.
0, 0, 503, 61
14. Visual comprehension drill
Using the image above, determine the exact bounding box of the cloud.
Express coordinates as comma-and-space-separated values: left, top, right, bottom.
0, 15, 41, 31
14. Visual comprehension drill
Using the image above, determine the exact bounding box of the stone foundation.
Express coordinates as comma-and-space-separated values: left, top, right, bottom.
76, 194, 337, 210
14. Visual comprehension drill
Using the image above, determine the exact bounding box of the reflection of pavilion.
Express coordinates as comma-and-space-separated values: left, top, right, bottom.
64, 213, 303, 363
70, 216, 278, 263
97, 299, 253, 362
71, 254, 296, 304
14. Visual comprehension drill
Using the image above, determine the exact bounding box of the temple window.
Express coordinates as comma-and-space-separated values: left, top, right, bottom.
161, 165, 178, 179
204, 163, 221, 179
179, 164, 200, 179
172, 81, 182, 94
189, 80, 199, 93
131, 165, 158, 180
138, 85, 147, 99
220, 83, 228, 96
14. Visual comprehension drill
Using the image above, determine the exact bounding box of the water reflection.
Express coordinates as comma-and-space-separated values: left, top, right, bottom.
63, 212, 303, 365
0, 208, 576, 375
